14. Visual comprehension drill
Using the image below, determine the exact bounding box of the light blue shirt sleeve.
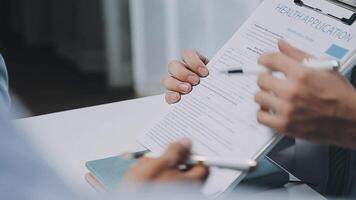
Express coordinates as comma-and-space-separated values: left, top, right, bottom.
0, 54, 11, 111
0, 114, 78, 200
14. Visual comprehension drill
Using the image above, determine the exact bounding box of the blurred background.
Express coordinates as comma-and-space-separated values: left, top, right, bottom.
0, 0, 261, 116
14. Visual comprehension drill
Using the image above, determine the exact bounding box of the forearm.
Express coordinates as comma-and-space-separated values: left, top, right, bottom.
341, 91, 356, 121
335, 120, 356, 149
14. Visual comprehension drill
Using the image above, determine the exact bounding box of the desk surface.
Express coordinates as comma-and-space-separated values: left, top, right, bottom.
15, 95, 325, 199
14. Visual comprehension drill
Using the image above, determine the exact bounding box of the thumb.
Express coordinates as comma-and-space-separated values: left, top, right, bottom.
159, 139, 192, 168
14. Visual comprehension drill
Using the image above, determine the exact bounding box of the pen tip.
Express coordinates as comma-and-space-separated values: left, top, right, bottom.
248, 160, 258, 168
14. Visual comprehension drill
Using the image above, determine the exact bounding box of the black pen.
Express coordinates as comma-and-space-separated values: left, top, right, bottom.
224, 67, 267, 75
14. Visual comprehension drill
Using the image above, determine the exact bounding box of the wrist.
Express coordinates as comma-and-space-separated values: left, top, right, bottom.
333, 91, 356, 149
340, 91, 356, 121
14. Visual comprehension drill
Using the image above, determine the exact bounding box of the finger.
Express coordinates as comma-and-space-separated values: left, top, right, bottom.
258, 53, 301, 77
255, 91, 282, 113
180, 164, 209, 182
257, 73, 291, 98
278, 40, 312, 62
260, 105, 269, 112
126, 157, 163, 181
168, 61, 200, 85
196, 51, 210, 65
165, 91, 181, 104
129, 140, 191, 180
159, 139, 192, 168
162, 76, 192, 94
182, 49, 209, 77
257, 110, 286, 132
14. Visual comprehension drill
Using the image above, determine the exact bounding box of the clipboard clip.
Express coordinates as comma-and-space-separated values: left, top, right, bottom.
294, 0, 356, 25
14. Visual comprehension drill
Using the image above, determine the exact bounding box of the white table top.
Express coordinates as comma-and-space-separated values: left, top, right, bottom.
15, 95, 325, 199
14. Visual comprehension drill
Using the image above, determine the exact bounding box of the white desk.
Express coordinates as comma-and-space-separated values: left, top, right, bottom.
15, 95, 325, 199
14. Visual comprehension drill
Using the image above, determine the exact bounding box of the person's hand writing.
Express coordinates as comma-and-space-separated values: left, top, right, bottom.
162, 50, 209, 104
123, 139, 209, 184
255, 40, 356, 148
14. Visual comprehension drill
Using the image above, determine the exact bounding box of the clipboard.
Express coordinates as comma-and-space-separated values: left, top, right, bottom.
294, 0, 356, 25
293, 0, 356, 75
325, 0, 356, 12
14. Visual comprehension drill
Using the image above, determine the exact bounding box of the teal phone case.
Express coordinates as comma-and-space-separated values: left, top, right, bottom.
86, 156, 137, 190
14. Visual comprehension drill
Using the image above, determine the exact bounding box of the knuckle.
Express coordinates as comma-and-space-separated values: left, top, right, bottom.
168, 60, 178, 68
254, 91, 263, 103
182, 49, 203, 69
257, 73, 269, 87
256, 76, 264, 87
286, 85, 300, 100
256, 111, 265, 124
163, 77, 176, 88
165, 94, 171, 103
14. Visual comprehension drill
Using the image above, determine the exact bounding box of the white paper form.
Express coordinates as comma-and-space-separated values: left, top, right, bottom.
138, 0, 356, 198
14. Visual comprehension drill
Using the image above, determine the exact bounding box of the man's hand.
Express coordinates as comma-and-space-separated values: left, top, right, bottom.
162, 50, 210, 104
255, 40, 356, 148
123, 139, 209, 184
